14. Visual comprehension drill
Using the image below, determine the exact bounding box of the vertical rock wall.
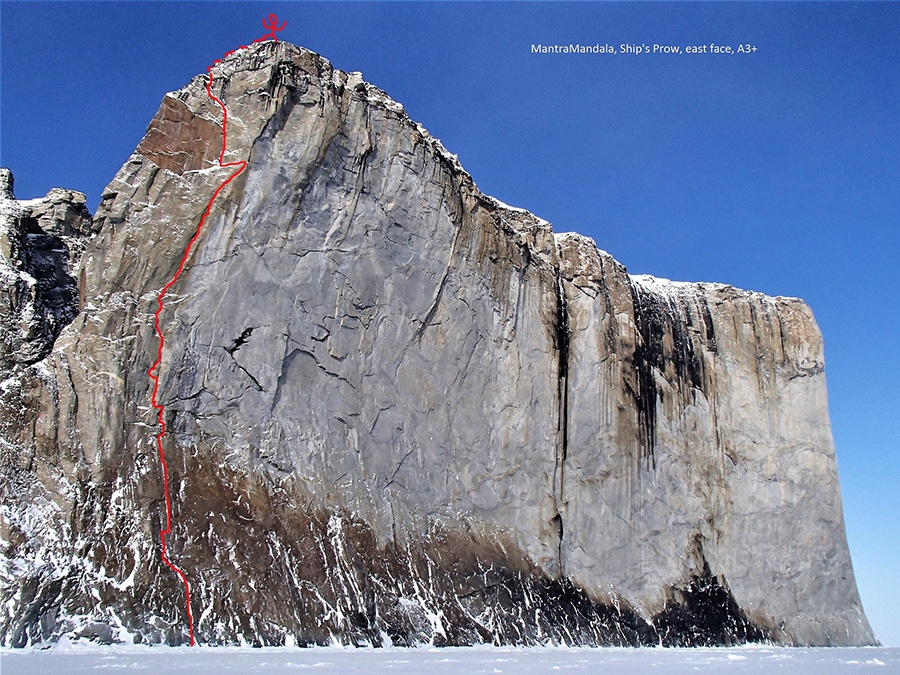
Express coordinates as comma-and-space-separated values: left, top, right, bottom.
557, 233, 871, 645
0, 41, 875, 647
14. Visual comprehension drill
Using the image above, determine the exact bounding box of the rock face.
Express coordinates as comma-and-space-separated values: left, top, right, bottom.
0, 41, 875, 648
0, 168, 94, 370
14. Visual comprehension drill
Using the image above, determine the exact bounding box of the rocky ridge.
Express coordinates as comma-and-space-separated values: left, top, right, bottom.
0, 41, 875, 647
0, 168, 94, 370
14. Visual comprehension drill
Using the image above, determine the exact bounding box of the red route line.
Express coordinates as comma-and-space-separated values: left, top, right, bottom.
147, 46, 252, 646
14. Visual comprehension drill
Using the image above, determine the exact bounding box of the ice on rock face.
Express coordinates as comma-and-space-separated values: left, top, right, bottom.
0, 42, 876, 648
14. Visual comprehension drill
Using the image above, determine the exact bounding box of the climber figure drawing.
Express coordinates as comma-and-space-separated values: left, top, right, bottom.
254, 13, 286, 42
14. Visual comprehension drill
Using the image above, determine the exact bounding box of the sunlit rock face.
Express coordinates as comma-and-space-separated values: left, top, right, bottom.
0, 41, 875, 648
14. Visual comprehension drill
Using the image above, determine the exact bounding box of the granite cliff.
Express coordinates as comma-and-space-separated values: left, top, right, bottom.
0, 41, 875, 647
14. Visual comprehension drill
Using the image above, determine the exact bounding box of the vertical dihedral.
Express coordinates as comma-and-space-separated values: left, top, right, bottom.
628, 282, 659, 470
697, 295, 718, 353
553, 271, 571, 572
627, 278, 709, 471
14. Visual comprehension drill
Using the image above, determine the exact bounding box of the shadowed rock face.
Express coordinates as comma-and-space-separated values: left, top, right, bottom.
0, 42, 875, 648
0, 169, 94, 370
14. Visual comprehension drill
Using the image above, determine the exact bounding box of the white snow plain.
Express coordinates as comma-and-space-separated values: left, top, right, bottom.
2, 644, 899, 674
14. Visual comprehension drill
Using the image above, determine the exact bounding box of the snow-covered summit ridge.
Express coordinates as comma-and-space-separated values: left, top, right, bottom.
554, 229, 803, 304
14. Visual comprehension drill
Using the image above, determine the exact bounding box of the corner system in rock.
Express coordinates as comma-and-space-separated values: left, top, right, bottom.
0, 41, 875, 648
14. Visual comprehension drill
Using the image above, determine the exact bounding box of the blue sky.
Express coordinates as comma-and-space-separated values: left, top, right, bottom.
2, 1, 898, 646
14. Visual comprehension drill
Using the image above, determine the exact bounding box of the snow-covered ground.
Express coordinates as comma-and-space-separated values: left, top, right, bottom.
2, 644, 899, 674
